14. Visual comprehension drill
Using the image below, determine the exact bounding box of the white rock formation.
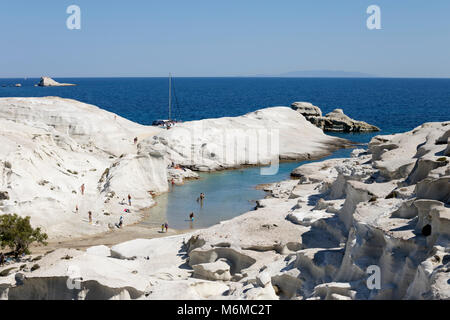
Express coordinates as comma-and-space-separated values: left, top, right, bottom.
37, 77, 76, 87
0, 97, 166, 238
143, 106, 349, 172
292, 102, 379, 132
291, 102, 322, 117
310, 109, 380, 132
2, 97, 448, 300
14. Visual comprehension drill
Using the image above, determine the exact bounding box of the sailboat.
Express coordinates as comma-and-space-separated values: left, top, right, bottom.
152, 73, 181, 128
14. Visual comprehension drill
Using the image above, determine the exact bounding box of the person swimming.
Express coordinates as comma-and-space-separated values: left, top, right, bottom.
189, 212, 195, 221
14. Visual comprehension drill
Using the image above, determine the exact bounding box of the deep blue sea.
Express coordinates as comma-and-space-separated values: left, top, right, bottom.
1, 77, 449, 229
1, 77, 450, 141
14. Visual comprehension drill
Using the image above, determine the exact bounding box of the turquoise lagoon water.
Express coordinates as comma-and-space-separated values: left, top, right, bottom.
142, 147, 355, 230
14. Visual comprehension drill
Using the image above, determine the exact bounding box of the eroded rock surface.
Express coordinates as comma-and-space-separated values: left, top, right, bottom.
292, 102, 379, 132
0, 97, 448, 300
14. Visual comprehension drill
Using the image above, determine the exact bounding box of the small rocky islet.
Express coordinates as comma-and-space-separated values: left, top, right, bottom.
291, 101, 380, 132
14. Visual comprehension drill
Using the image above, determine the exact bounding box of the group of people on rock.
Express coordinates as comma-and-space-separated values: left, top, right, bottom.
75, 182, 133, 230
71, 178, 206, 236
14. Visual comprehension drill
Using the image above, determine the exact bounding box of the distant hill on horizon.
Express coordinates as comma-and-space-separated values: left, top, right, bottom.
251, 70, 377, 78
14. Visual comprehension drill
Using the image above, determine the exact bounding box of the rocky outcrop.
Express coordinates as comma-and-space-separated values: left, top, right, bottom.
37, 77, 76, 87
309, 109, 380, 132
192, 260, 232, 281
291, 102, 322, 117
143, 106, 350, 172
1, 96, 448, 300
292, 102, 380, 132
0, 97, 166, 238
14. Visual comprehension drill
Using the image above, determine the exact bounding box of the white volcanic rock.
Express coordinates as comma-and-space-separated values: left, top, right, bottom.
311, 108, 380, 132
291, 102, 322, 117
86, 245, 111, 257
192, 260, 232, 281
142, 107, 349, 171
0, 97, 350, 239
369, 122, 450, 180
167, 167, 199, 185
1, 97, 448, 300
37, 77, 76, 87
291, 158, 340, 184
0, 97, 166, 238
292, 102, 379, 133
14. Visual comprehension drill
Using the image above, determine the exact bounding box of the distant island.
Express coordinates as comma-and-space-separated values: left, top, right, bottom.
251, 70, 376, 78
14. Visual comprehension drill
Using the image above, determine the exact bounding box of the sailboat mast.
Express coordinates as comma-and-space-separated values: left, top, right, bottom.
168, 73, 172, 121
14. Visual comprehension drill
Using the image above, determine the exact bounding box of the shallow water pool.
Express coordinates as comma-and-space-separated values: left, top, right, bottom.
142, 146, 358, 230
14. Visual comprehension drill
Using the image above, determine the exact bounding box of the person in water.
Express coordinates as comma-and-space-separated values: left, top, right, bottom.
161, 223, 165, 233
189, 212, 195, 221
198, 193, 205, 207
164, 222, 169, 233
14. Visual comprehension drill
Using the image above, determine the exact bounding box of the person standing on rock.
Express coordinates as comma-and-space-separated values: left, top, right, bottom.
117, 215, 124, 228
88, 211, 92, 224
128, 194, 132, 206
75, 205, 78, 214
0, 252, 5, 266
134, 137, 138, 145
81, 184, 85, 195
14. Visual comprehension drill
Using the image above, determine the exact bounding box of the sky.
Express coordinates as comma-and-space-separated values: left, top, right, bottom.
1, 0, 449, 78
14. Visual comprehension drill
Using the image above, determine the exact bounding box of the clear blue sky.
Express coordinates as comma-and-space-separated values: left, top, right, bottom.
1, 0, 449, 77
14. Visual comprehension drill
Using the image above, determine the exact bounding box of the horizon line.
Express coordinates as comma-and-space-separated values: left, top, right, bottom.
1, 76, 450, 80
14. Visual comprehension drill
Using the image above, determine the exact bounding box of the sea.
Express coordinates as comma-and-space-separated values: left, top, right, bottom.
1, 77, 449, 229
